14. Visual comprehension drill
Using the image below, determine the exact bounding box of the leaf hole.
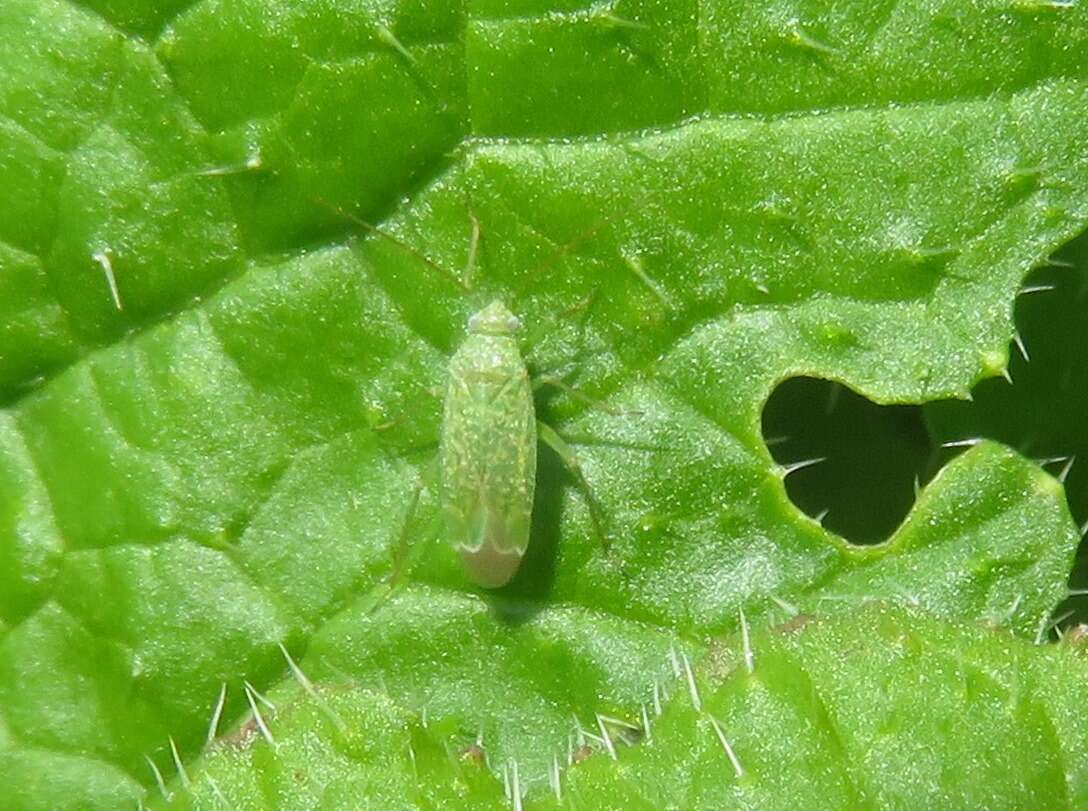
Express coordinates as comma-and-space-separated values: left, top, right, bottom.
925, 228, 1088, 620
762, 377, 933, 545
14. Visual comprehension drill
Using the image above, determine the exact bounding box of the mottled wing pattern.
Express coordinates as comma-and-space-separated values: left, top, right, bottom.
440, 331, 536, 587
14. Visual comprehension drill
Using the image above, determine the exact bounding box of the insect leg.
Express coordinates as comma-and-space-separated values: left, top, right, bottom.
388, 457, 440, 587
536, 420, 610, 549
533, 375, 638, 416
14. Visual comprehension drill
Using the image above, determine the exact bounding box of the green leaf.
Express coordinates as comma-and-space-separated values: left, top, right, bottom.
143, 603, 1088, 809
153, 683, 508, 810
553, 603, 1088, 810
2, 0, 1087, 808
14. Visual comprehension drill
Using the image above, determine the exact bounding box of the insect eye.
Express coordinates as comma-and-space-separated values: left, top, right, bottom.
506, 315, 521, 332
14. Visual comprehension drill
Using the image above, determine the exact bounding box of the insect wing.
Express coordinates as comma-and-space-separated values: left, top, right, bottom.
440, 329, 536, 588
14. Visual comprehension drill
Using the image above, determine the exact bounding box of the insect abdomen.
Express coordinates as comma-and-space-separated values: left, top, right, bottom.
440, 303, 536, 588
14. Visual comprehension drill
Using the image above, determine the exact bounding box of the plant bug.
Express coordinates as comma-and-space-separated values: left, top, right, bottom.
317, 198, 620, 588
440, 300, 537, 588
438, 300, 610, 588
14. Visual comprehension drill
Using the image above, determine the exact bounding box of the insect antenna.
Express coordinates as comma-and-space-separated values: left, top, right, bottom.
313, 197, 470, 292
508, 192, 660, 300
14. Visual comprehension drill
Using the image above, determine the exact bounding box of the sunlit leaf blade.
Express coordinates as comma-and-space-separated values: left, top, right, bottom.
1, 0, 1087, 807
554, 603, 1088, 810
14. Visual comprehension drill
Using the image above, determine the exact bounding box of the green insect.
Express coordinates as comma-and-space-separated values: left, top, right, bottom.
318, 200, 610, 588
440, 300, 607, 588
439, 300, 537, 588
